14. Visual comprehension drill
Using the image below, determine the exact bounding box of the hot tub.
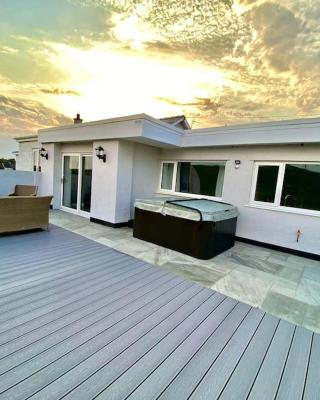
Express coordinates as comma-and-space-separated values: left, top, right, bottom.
133, 197, 239, 259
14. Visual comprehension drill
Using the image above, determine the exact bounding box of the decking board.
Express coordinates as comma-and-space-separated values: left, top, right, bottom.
0, 225, 318, 400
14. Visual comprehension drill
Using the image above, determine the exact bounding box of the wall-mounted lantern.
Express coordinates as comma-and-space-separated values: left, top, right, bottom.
235, 160, 241, 169
39, 147, 48, 160
95, 146, 107, 163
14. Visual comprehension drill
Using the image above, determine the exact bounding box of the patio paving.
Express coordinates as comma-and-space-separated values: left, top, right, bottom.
50, 210, 320, 333
0, 225, 319, 399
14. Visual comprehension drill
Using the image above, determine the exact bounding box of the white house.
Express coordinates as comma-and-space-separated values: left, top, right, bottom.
15, 135, 40, 172
15, 113, 320, 257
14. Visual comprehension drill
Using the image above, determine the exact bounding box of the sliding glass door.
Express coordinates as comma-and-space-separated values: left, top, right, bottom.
80, 155, 92, 212
61, 154, 92, 215
62, 155, 79, 210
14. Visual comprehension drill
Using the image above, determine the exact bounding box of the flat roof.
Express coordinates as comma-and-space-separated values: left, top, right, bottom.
14, 135, 38, 143
38, 113, 183, 134
35, 114, 320, 147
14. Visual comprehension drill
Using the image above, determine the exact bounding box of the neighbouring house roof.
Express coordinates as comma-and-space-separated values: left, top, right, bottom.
160, 115, 191, 130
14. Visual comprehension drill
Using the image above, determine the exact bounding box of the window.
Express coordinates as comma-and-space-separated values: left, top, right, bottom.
254, 165, 279, 203
161, 162, 174, 190
160, 161, 225, 198
252, 162, 320, 213
280, 164, 320, 211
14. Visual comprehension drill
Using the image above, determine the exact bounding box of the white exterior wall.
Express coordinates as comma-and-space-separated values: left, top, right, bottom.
61, 142, 93, 154
90, 140, 136, 224
39, 143, 62, 208
160, 144, 320, 255
90, 140, 119, 223
130, 143, 161, 218
90, 141, 160, 224
15, 141, 39, 171
115, 142, 134, 223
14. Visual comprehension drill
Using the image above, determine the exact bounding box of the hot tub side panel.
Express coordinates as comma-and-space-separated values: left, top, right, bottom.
133, 207, 237, 259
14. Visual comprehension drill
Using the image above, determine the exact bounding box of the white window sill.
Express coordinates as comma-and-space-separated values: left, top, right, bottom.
156, 190, 223, 202
246, 203, 320, 218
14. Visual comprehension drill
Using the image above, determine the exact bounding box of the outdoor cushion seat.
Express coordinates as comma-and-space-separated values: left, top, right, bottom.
8, 184, 38, 197
0, 196, 53, 234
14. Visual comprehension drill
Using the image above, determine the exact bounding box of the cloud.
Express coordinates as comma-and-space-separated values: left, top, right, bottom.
246, 2, 303, 72
0, 37, 68, 85
0, 0, 117, 86
0, 0, 115, 47
0, 95, 72, 137
0, 46, 18, 55
107, 0, 252, 61
156, 96, 221, 113
39, 87, 80, 96
1, 0, 320, 132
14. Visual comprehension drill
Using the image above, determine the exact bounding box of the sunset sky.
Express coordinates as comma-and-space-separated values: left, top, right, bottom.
1, 0, 320, 155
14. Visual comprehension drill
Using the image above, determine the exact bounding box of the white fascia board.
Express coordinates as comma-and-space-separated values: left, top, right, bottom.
182, 119, 320, 147
14, 135, 39, 143
38, 113, 183, 145
39, 118, 145, 143
187, 117, 320, 134
38, 113, 320, 148
39, 113, 147, 133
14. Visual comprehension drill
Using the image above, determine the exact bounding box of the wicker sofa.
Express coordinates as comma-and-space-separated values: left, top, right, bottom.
9, 185, 38, 197
0, 196, 53, 234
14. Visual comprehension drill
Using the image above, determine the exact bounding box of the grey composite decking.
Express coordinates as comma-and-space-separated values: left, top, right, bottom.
0, 225, 318, 400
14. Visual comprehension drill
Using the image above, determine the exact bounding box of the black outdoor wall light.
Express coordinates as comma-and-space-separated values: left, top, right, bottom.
39, 147, 48, 160
95, 146, 107, 162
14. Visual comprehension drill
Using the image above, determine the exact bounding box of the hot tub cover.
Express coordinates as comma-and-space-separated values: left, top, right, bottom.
134, 197, 239, 222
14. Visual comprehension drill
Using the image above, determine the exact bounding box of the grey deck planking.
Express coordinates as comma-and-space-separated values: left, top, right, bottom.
217, 315, 280, 400
0, 257, 152, 323
0, 229, 87, 257
0, 269, 171, 363
0, 225, 318, 400
188, 310, 267, 399
95, 295, 237, 400
0, 251, 135, 304
57, 292, 223, 400
0, 259, 156, 336
0, 270, 176, 352
276, 327, 313, 400
1, 282, 198, 399
0, 235, 104, 264
247, 320, 296, 399
0, 246, 115, 287
0, 256, 143, 314
28, 287, 212, 400
303, 334, 320, 400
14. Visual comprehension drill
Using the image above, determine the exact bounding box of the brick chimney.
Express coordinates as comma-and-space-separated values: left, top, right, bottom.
73, 113, 83, 124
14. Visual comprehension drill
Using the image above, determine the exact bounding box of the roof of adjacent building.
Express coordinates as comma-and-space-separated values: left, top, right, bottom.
160, 115, 191, 130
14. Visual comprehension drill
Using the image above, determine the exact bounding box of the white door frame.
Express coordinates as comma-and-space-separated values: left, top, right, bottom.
61, 153, 92, 218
